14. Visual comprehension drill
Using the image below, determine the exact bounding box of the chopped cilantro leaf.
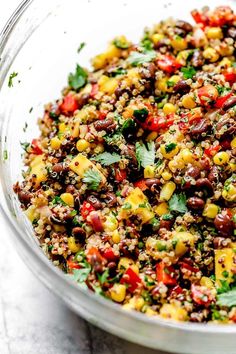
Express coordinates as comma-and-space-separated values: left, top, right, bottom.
133, 108, 149, 122
135, 141, 155, 168
83, 168, 102, 190
77, 42, 86, 53
20, 142, 30, 151
169, 193, 187, 214
68, 64, 88, 91
52, 196, 67, 206
217, 288, 236, 307
165, 142, 177, 153
94, 152, 121, 166
127, 50, 156, 67
3, 150, 8, 160
181, 66, 196, 79
8, 72, 18, 87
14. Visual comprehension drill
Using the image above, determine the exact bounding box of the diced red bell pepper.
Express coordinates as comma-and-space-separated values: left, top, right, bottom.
223, 70, 236, 86
31, 139, 43, 155
191, 9, 208, 26
98, 111, 107, 120
191, 284, 214, 307
229, 313, 236, 323
133, 179, 148, 191
120, 267, 142, 293
180, 261, 199, 274
204, 145, 220, 157
59, 94, 79, 115
80, 201, 95, 219
115, 169, 127, 182
157, 55, 182, 74
197, 85, 219, 107
208, 6, 235, 26
67, 258, 81, 270
214, 91, 233, 108
102, 248, 118, 262
170, 285, 183, 298
156, 262, 177, 286
90, 83, 99, 98
145, 114, 175, 132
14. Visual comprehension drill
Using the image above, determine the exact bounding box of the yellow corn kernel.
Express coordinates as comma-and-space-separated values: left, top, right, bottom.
160, 181, 176, 201
147, 132, 158, 141
231, 137, 236, 149
203, 203, 219, 219
103, 214, 118, 232
156, 77, 168, 92
213, 151, 230, 165
203, 47, 219, 63
135, 297, 145, 310
145, 307, 158, 316
171, 36, 187, 51
144, 165, 155, 178
180, 148, 194, 164
163, 103, 176, 115
160, 143, 179, 159
94, 143, 105, 154
154, 202, 169, 216
206, 27, 223, 40
76, 139, 90, 152
152, 33, 164, 45
229, 163, 236, 172
60, 193, 74, 207
160, 303, 188, 321
59, 122, 66, 133
169, 75, 180, 84
112, 230, 121, 244
25, 206, 38, 222
110, 284, 126, 303
200, 276, 215, 289
68, 237, 80, 253
222, 184, 236, 202
219, 57, 232, 68
219, 44, 234, 57
182, 95, 196, 109
161, 170, 172, 181
50, 137, 61, 150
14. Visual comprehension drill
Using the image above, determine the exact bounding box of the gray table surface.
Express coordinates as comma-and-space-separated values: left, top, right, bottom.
0, 2, 167, 353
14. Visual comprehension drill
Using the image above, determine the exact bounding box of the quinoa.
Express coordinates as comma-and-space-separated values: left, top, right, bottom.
14, 5, 236, 323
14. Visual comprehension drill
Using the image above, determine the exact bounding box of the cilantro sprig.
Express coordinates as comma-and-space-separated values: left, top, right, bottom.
94, 152, 121, 166
181, 66, 196, 79
127, 50, 156, 67
169, 193, 187, 214
135, 141, 155, 168
68, 64, 88, 91
83, 168, 102, 190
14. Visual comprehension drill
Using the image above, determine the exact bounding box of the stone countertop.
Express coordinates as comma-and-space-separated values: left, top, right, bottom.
0, 2, 168, 353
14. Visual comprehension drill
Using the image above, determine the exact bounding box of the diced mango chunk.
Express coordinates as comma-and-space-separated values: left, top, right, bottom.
69, 154, 106, 183
172, 231, 195, 257
119, 187, 154, 224
215, 247, 236, 287
160, 303, 188, 321
30, 155, 47, 188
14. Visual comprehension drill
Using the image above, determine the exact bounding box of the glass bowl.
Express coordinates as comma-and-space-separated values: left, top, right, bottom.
0, 1, 236, 353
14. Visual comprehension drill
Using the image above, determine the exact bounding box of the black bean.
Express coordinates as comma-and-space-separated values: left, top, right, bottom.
190, 119, 210, 136
173, 80, 190, 94
159, 219, 173, 231
77, 93, 90, 108
145, 178, 161, 188
215, 116, 236, 138
227, 27, 236, 39
66, 185, 76, 194
18, 190, 32, 206
191, 50, 204, 68
187, 197, 205, 210
140, 62, 156, 79
214, 213, 234, 237
176, 20, 193, 33
185, 166, 201, 179
221, 96, 236, 111
94, 118, 116, 132
72, 227, 86, 240
195, 178, 214, 196
74, 196, 81, 209
104, 192, 117, 207
87, 195, 102, 209
208, 166, 220, 183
